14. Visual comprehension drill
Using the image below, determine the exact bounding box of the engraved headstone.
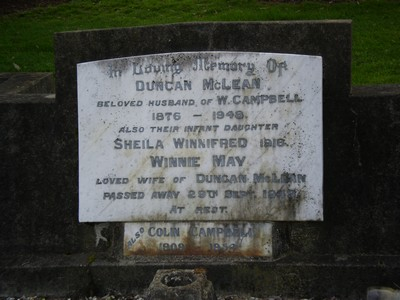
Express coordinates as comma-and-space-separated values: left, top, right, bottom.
78, 51, 323, 224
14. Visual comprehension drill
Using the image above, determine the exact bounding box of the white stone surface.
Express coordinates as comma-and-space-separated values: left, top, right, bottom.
78, 52, 323, 222
124, 222, 272, 257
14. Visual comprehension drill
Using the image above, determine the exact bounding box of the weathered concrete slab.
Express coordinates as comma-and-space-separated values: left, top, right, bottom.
0, 72, 54, 94
351, 84, 400, 97
0, 72, 55, 103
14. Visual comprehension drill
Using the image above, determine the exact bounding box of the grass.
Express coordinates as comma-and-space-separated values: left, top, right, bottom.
1, 0, 399, 85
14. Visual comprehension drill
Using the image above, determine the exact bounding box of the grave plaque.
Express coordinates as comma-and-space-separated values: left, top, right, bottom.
78, 52, 323, 223
124, 222, 272, 256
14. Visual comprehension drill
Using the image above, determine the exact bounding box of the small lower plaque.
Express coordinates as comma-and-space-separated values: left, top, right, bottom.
124, 222, 272, 256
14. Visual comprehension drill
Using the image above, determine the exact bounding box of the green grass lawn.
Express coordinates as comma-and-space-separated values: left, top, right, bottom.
1, 0, 399, 85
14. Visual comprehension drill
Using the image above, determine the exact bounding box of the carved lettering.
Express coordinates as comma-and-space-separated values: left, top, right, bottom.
78, 51, 322, 226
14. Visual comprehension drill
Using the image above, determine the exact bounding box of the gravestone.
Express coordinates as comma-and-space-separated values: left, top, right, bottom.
54, 21, 346, 259
77, 51, 322, 256
2, 20, 400, 298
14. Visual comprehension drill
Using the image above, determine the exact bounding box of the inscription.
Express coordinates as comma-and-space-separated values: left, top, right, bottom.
192, 58, 256, 75
150, 156, 201, 168
133, 62, 182, 76
114, 139, 164, 149
78, 52, 323, 223
124, 222, 272, 256
202, 78, 260, 90
136, 80, 192, 91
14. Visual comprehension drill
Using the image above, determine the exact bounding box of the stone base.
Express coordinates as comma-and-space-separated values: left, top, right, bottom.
1, 254, 400, 299
146, 269, 216, 300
